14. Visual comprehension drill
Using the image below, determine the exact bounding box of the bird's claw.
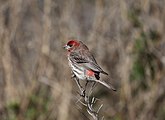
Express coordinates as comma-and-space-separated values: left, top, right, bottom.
80, 89, 86, 97
71, 74, 76, 79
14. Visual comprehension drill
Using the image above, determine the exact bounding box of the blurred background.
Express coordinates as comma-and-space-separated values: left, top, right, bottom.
0, 0, 165, 120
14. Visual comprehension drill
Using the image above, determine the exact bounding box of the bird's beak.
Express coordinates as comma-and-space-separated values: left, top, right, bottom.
63, 45, 69, 49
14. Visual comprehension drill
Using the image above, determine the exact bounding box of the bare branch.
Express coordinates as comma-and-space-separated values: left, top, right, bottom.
74, 78, 105, 120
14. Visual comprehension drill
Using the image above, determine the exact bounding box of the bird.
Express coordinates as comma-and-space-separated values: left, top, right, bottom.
64, 40, 116, 92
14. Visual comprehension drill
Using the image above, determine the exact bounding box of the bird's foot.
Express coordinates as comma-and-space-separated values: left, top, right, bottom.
71, 74, 76, 79
80, 89, 86, 97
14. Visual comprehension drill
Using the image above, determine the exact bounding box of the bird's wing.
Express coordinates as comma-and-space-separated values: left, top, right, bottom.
70, 50, 108, 75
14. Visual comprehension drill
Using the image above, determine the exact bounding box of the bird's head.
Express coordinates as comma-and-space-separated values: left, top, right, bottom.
63, 40, 80, 52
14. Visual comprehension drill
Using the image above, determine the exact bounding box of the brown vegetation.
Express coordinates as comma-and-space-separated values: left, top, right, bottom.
0, 0, 165, 120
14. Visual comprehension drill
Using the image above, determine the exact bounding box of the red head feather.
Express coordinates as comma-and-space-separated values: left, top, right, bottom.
64, 40, 80, 52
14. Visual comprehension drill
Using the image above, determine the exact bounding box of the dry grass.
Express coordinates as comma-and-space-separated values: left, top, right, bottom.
0, 0, 165, 120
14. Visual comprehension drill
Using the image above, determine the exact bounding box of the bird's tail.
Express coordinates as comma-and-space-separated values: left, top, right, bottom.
90, 79, 116, 91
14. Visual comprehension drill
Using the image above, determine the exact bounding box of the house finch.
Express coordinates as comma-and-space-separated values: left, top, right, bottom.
64, 40, 116, 91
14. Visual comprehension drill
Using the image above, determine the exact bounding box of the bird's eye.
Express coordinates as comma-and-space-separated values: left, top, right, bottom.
68, 44, 73, 47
